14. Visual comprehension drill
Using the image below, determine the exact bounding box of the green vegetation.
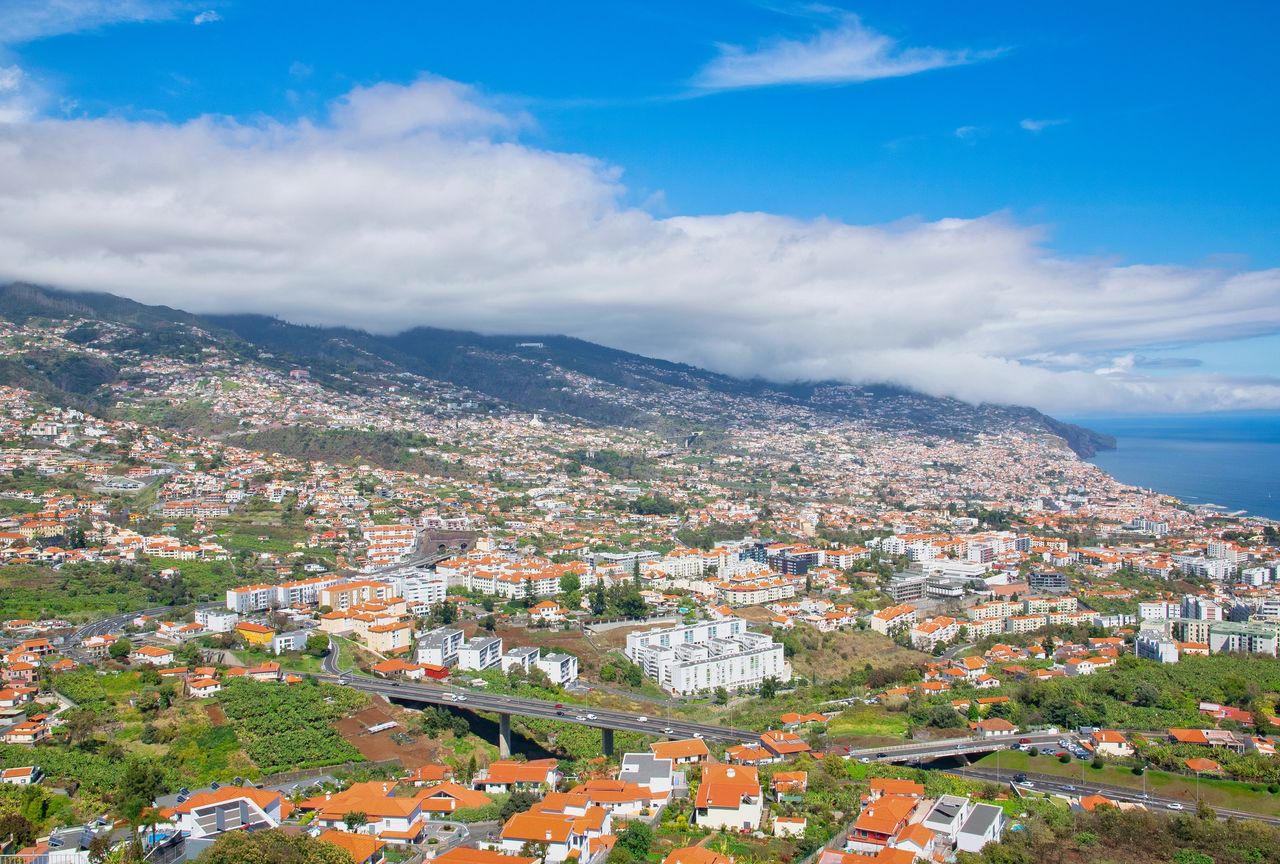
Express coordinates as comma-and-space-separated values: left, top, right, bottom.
215, 678, 368, 774
238, 426, 474, 479
196, 828, 355, 864
0, 560, 243, 621
960, 799, 1280, 864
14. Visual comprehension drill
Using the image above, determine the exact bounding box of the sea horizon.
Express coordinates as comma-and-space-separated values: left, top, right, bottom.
1063, 412, 1280, 521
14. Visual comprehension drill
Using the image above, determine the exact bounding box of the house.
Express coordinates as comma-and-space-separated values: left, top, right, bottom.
317, 830, 385, 864
724, 743, 776, 766
498, 808, 610, 863
569, 778, 669, 815
662, 849, 732, 864
867, 779, 924, 801
1185, 758, 1223, 774
234, 621, 274, 647
956, 803, 1006, 853
693, 765, 762, 831
760, 729, 812, 759
403, 765, 453, 786
2, 721, 49, 745
892, 823, 936, 860
619, 753, 676, 795
434, 850, 535, 864
1090, 730, 1133, 758
651, 738, 711, 765
162, 786, 289, 839
972, 718, 1017, 738
780, 712, 828, 727
130, 645, 175, 666
299, 781, 432, 843
187, 677, 222, 699
0, 766, 40, 785
416, 782, 492, 815
771, 771, 808, 796
473, 759, 560, 794
922, 795, 971, 842
848, 795, 918, 852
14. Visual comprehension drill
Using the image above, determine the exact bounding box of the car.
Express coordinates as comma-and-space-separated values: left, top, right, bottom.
555, 710, 564, 716
1063, 785, 1076, 792
1022, 781, 1035, 788
693, 733, 705, 739
1058, 738, 1070, 747
586, 713, 597, 720
663, 727, 675, 734
637, 716, 648, 723
336, 679, 348, 686
555, 703, 564, 709
1018, 738, 1032, 745
1167, 802, 1184, 811
876, 753, 887, 759
1010, 743, 1022, 751
1013, 773, 1027, 783
860, 757, 871, 764
456, 695, 467, 702
576, 714, 588, 721
391, 681, 401, 687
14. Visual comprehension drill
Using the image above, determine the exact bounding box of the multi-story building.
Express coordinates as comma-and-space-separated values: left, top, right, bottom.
457, 636, 503, 671
909, 616, 959, 650
1208, 621, 1279, 656
869, 604, 917, 636
416, 626, 465, 667
536, 652, 580, 686
625, 619, 790, 696
194, 608, 239, 633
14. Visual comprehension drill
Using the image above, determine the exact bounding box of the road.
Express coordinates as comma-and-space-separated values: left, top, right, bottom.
951, 764, 1280, 827
316, 669, 760, 743
845, 732, 1065, 764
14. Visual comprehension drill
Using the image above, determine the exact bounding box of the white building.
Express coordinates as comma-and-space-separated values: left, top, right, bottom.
536, 652, 580, 686
457, 636, 503, 671
194, 608, 239, 633
416, 626, 465, 667
625, 618, 790, 696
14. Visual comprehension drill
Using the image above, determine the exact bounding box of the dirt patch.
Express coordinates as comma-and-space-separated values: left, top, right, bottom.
205, 703, 227, 726
334, 696, 446, 769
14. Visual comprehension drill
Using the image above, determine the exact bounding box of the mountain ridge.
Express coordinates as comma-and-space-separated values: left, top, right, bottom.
0, 282, 1115, 457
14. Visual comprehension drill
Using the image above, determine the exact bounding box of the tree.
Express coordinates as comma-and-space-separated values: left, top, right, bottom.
714, 686, 729, 705
109, 638, 132, 660
0, 814, 35, 848
62, 706, 98, 746
500, 792, 536, 822
196, 829, 353, 864
343, 811, 367, 833
616, 821, 653, 858
590, 583, 607, 616
559, 573, 581, 595
305, 633, 330, 657
759, 676, 779, 700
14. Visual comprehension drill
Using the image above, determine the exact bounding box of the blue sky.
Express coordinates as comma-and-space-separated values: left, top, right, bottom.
0, 0, 1276, 413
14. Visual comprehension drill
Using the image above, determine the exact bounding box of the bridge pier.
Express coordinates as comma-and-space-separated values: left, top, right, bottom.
602, 727, 614, 757
498, 712, 512, 758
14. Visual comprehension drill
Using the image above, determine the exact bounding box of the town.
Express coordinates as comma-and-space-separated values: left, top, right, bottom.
0, 307, 1277, 864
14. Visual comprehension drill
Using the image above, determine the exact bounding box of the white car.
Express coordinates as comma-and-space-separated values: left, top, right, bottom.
456, 694, 467, 702
586, 713, 597, 720
1167, 802, 1184, 811
663, 727, 675, 735
637, 716, 648, 723
693, 732, 704, 739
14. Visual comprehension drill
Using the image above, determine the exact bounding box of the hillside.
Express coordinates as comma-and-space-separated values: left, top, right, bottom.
0, 282, 1113, 455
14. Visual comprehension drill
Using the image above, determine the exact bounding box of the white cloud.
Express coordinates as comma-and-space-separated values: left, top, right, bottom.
1020, 117, 1067, 133
193, 10, 221, 25
0, 77, 1276, 415
954, 125, 978, 140
693, 15, 997, 91
0, 1, 185, 44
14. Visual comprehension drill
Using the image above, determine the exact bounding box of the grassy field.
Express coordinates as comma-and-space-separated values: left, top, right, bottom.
973, 750, 1280, 817
827, 704, 910, 740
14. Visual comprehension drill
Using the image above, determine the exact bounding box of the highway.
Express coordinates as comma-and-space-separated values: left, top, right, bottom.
314, 668, 760, 743
845, 731, 1065, 764
952, 764, 1280, 827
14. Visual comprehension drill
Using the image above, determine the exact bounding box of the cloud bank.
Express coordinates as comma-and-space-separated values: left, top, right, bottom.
694, 15, 995, 91
0, 77, 1277, 414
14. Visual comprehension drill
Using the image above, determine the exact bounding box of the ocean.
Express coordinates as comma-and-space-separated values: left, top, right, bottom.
1063, 413, 1280, 520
